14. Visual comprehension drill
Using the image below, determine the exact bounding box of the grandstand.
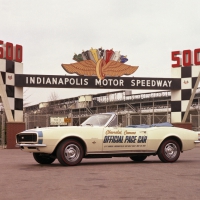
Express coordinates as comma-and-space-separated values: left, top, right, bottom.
23, 88, 200, 130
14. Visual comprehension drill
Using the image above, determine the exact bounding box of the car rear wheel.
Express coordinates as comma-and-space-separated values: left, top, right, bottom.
130, 155, 147, 162
158, 139, 180, 163
57, 139, 83, 166
33, 153, 55, 164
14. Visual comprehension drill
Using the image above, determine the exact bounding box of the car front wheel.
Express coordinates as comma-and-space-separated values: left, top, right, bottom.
57, 139, 83, 166
130, 155, 147, 162
158, 139, 180, 163
33, 153, 55, 164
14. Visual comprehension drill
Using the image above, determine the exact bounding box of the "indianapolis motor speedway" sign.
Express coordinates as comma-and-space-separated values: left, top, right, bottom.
15, 74, 180, 90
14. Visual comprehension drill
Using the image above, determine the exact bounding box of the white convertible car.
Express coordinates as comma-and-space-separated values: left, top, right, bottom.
16, 113, 200, 166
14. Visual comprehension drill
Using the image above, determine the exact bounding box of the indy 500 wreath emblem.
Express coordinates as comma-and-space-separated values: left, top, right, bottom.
62, 48, 138, 80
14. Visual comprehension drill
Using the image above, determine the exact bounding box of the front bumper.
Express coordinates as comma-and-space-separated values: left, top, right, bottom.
16, 144, 47, 148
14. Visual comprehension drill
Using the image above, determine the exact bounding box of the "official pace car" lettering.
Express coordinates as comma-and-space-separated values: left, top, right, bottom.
103, 135, 147, 144
103, 136, 124, 143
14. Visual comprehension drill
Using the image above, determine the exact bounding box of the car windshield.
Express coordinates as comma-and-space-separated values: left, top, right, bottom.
81, 114, 112, 127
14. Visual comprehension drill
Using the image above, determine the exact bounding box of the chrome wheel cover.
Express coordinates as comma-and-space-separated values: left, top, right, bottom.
64, 144, 80, 162
164, 143, 177, 159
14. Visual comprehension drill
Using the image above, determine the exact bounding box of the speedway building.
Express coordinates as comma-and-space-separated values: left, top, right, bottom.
24, 89, 200, 130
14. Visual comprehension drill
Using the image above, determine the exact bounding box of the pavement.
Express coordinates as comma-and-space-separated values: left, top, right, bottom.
0, 146, 200, 200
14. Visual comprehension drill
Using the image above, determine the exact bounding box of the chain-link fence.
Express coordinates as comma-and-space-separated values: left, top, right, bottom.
190, 114, 200, 131
130, 114, 170, 125
24, 113, 74, 129
1, 113, 199, 143
24, 113, 171, 129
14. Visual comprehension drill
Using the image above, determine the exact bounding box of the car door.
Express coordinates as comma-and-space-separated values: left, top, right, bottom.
102, 127, 148, 152
83, 126, 104, 153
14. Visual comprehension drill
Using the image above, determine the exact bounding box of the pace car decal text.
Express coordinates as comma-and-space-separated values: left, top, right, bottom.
103, 130, 147, 143
103, 130, 147, 149
103, 135, 147, 143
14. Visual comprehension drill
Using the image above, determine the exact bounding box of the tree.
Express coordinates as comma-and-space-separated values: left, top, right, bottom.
48, 91, 59, 102
23, 88, 32, 107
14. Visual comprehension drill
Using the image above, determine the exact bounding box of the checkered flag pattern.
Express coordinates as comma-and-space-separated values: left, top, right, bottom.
0, 59, 23, 121
171, 65, 200, 123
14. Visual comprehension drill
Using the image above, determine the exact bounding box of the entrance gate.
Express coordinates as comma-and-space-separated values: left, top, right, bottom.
1, 42, 200, 148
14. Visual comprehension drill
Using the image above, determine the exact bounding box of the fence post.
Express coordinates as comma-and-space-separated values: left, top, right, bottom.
46, 114, 49, 127
24, 113, 28, 130
1, 110, 5, 148
127, 113, 131, 126
167, 114, 171, 123
68, 113, 73, 126
147, 114, 151, 125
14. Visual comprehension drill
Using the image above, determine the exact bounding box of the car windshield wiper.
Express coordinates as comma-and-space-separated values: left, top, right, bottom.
80, 123, 93, 126
85, 124, 93, 126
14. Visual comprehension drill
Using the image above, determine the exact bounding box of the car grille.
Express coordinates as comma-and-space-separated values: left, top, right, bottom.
17, 133, 37, 143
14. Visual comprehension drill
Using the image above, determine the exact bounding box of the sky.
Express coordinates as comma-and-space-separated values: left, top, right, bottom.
1, 0, 200, 106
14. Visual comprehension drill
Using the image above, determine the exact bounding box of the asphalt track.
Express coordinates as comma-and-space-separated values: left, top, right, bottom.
0, 146, 200, 200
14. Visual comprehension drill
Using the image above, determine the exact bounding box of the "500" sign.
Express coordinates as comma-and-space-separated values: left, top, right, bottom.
0, 40, 23, 63
172, 49, 200, 67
